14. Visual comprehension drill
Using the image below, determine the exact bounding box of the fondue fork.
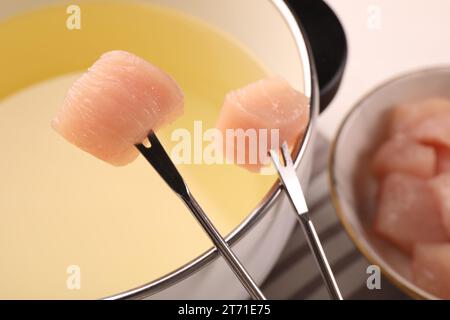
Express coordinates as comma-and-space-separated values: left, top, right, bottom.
136, 131, 266, 300
270, 143, 343, 300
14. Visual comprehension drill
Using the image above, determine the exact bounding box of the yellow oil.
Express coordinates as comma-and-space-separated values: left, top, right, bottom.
0, 2, 276, 298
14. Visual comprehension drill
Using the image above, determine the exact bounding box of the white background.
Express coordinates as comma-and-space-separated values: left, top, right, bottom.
319, 0, 450, 139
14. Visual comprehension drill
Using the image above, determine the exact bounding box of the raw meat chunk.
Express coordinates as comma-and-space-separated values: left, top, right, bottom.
371, 136, 436, 178
437, 148, 450, 174
216, 76, 309, 172
52, 50, 184, 166
429, 173, 450, 237
373, 173, 447, 253
412, 243, 450, 299
389, 97, 450, 136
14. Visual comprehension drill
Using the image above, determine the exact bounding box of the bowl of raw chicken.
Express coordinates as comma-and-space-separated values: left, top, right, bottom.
329, 67, 450, 300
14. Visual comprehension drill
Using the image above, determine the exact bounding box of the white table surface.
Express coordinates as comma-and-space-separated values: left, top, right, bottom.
319, 0, 450, 140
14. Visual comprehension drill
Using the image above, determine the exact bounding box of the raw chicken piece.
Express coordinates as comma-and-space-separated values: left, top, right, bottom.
371, 136, 436, 178
52, 50, 184, 166
216, 76, 309, 172
429, 173, 450, 237
373, 173, 447, 253
437, 148, 450, 174
389, 97, 450, 136
412, 243, 450, 299
410, 113, 450, 148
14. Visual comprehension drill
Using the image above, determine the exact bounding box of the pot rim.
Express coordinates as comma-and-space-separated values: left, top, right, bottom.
106, 0, 318, 300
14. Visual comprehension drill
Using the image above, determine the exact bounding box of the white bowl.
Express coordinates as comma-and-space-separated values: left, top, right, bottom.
329, 67, 450, 300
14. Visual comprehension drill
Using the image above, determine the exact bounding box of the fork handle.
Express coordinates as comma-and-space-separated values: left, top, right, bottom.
296, 212, 343, 300
280, 173, 343, 300
270, 145, 342, 300
137, 132, 265, 299
181, 194, 266, 300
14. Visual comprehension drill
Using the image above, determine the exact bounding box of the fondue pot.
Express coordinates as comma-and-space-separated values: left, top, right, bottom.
1, 0, 346, 299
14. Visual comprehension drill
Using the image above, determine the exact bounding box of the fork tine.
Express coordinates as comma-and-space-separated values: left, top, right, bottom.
135, 132, 189, 198
269, 149, 283, 172
281, 142, 293, 167
147, 130, 159, 146
135, 142, 148, 154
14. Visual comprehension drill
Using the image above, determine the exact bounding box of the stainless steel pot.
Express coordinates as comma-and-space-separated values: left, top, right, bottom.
2, 0, 346, 299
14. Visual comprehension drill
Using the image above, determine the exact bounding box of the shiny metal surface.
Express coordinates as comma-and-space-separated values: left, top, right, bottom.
136, 132, 266, 300
270, 143, 342, 300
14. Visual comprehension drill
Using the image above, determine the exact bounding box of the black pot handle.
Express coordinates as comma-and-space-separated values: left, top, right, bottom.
286, 0, 347, 113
